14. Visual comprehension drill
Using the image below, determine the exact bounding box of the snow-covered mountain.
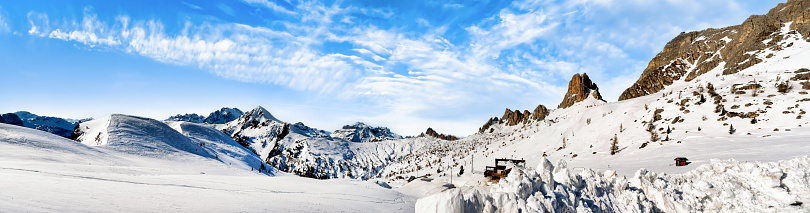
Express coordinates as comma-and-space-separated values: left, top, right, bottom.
332, 122, 403, 142
4, 1, 810, 212
218, 106, 431, 179
0, 111, 89, 138
1, 122, 410, 212
166, 113, 205, 123
71, 114, 267, 171
166, 107, 243, 124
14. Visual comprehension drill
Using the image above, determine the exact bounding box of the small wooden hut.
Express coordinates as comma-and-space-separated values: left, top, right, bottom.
675, 157, 688, 166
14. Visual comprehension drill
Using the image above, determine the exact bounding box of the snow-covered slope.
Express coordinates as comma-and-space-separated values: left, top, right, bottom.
219, 106, 442, 179
416, 157, 810, 212
0, 122, 413, 212
74, 114, 215, 158
0, 111, 90, 138
167, 121, 265, 171
332, 122, 403, 142
72, 114, 269, 174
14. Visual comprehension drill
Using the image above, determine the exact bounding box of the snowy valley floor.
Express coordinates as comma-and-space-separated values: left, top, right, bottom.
0, 124, 415, 212
2, 121, 810, 212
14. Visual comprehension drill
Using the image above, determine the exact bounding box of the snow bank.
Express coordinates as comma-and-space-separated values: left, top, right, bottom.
416, 157, 810, 212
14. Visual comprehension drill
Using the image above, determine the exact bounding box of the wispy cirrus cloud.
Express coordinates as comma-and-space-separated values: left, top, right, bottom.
16, 0, 780, 135
241, 0, 296, 16
0, 6, 9, 33
181, 2, 202, 10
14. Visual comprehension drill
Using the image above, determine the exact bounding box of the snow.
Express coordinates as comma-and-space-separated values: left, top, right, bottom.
0, 122, 415, 212
10, 111, 87, 138
332, 122, 403, 142
2, 19, 810, 212
416, 157, 810, 212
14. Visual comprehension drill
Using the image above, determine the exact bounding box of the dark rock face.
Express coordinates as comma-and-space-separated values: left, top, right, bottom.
531, 104, 550, 121
421, 127, 458, 141
478, 117, 499, 133
0, 113, 24, 127
558, 73, 603, 109
620, 0, 810, 101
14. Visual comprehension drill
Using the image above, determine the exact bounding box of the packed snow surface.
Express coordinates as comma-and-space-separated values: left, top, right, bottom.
416, 157, 810, 212
0, 123, 415, 212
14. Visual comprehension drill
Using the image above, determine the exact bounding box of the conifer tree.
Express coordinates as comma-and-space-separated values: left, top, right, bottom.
610, 134, 619, 155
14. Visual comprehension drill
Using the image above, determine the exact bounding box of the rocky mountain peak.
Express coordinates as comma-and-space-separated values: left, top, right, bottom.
619, 0, 810, 101
558, 73, 603, 109
166, 107, 243, 124
332, 122, 402, 142
479, 104, 550, 133
166, 113, 205, 123
244, 106, 280, 123
421, 127, 458, 141
203, 107, 243, 124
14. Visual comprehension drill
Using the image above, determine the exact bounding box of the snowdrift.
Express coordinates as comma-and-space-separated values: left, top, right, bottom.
416, 157, 810, 212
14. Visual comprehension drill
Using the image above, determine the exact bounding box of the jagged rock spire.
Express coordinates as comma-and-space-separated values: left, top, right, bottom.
558, 73, 603, 109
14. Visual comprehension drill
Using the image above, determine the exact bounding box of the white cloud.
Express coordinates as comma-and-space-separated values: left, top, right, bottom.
218, 3, 236, 17
27, 11, 49, 36
182, 2, 202, 10
0, 6, 8, 33
442, 4, 464, 9
415, 18, 430, 27
47, 11, 119, 47
23, 0, 773, 135
241, 0, 296, 15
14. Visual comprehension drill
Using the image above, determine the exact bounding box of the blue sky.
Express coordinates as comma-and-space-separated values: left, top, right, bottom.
0, 0, 782, 136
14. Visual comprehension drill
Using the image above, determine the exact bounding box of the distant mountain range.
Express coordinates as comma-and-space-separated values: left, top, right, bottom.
0, 111, 90, 138
166, 107, 243, 124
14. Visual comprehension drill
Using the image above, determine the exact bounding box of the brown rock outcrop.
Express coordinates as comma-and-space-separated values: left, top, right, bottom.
620, 0, 810, 101
422, 127, 458, 141
478, 117, 499, 133
531, 104, 550, 121
558, 73, 604, 109
501, 109, 529, 126
478, 104, 550, 133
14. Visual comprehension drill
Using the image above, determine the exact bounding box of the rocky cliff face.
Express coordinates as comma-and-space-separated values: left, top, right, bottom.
421, 127, 458, 141
620, 0, 810, 101
332, 122, 402, 142
558, 73, 603, 109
